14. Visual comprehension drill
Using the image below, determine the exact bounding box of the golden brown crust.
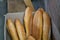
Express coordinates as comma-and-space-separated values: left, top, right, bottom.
43, 12, 51, 40
6, 19, 19, 40
32, 8, 43, 40
27, 36, 35, 40
15, 19, 26, 40
24, 7, 33, 37
24, 0, 35, 11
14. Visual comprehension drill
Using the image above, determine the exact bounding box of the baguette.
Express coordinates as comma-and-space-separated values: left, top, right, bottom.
6, 19, 19, 40
24, 7, 33, 37
43, 12, 51, 40
24, 0, 34, 11
33, 8, 43, 40
27, 36, 35, 40
15, 19, 26, 40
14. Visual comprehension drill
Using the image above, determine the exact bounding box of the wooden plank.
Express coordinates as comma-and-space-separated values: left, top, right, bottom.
7, 0, 25, 13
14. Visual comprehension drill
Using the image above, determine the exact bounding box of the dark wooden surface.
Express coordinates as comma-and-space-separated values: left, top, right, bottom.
0, 15, 5, 40
0, 1, 7, 15
0, 0, 6, 40
7, 0, 25, 13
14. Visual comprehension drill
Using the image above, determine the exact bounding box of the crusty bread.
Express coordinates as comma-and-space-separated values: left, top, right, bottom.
27, 36, 35, 40
15, 19, 26, 40
6, 19, 19, 40
32, 8, 43, 40
24, 0, 34, 11
43, 12, 51, 40
6, 7, 51, 40
24, 7, 33, 37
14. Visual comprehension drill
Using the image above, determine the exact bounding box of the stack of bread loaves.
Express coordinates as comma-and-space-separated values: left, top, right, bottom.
6, 7, 51, 40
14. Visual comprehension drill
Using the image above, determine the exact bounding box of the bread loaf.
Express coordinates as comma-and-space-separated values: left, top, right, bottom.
27, 36, 35, 40
43, 12, 51, 40
24, 0, 34, 11
15, 19, 26, 40
33, 8, 43, 40
6, 19, 19, 40
24, 7, 33, 37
